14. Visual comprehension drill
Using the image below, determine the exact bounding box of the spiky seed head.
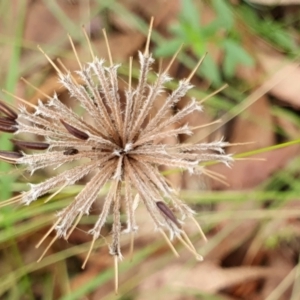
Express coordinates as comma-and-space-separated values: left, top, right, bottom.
0, 24, 234, 289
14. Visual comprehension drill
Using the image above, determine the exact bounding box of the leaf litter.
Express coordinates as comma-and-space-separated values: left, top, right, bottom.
1, 1, 300, 300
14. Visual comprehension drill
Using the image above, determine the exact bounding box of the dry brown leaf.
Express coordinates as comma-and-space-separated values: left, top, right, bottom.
228, 94, 274, 153
206, 39, 300, 190
209, 92, 276, 190
137, 259, 272, 300
257, 51, 300, 108
24, 1, 97, 44
261, 249, 295, 299
210, 143, 300, 190
70, 267, 104, 292
136, 0, 181, 28
274, 110, 300, 140
207, 219, 259, 261
109, 0, 180, 32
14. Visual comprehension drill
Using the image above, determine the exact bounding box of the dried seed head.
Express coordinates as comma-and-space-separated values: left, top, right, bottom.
0, 20, 234, 293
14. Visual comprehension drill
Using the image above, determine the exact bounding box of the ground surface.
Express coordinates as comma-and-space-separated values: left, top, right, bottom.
1, 1, 300, 299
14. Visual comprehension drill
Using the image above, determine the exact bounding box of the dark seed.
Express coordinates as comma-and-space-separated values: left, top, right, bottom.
0, 117, 17, 133
0, 123, 17, 133
0, 117, 17, 126
0, 101, 18, 120
0, 150, 23, 162
156, 201, 181, 228
63, 148, 79, 155
60, 119, 89, 140
11, 139, 49, 150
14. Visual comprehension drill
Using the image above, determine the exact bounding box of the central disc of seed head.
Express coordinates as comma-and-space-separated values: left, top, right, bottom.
0, 18, 235, 295
113, 143, 132, 157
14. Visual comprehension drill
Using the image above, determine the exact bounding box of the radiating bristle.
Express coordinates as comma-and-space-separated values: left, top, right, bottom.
36, 219, 61, 249
190, 119, 222, 132
11, 139, 49, 150
37, 235, 58, 262
187, 53, 207, 82
20, 77, 52, 100
68, 34, 82, 70
82, 25, 95, 60
82, 236, 96, 269
37, 45, 62, 75
60, 119, 89, 140
190, 216, 207, 243
235, 157, 265, 161
158, 228, 180, 258
102, 28, 113, 66
129, 231, 135, 261
2, 89, 37, 109
128, 56, 133, 92
202, 168, 229, 187
177, 234, 203, 261
44, 184, 67, 203
0, 194, 22, 208
0, 100, 18, 120
164, 44, 183, 74
114, 255, 119, 295
56, 58, 70, 74
66, 212, 83, 240
199, 84, 228, 104
144, 17, 154, 57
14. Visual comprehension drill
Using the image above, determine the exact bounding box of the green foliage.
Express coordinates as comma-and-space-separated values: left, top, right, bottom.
222, 39, 254, 78
155, 0, 254, 85
0, 3, 27, 201
238, 4, 297, 53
